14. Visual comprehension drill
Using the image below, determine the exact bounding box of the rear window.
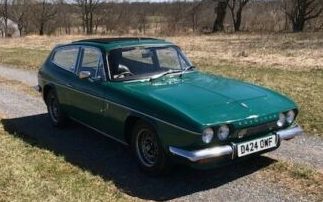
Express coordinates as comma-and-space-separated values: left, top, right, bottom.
52, 47, 79, 72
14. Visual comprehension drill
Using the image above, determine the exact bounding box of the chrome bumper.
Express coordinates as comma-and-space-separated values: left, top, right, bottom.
169, 125, 303, 162
276, 124, 304, 140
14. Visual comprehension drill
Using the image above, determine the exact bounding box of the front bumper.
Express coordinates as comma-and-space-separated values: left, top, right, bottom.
169, 124, 303, 162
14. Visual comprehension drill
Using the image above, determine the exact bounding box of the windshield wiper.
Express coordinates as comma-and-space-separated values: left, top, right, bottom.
179, 65, 195, 77
149, 69, 182, 81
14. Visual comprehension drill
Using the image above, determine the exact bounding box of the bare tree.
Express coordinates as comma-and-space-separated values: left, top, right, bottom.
283, 0, 323, 32
32, 0, 57, 35
56, 0, 74, 35
0, 0, 9, 37
213, 0, 229, 32
228, 0, 250, 31
75, 0, 102, 35
11, 0, 28, 36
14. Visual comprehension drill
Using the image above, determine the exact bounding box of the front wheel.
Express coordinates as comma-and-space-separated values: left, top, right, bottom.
46, 89, 67, 127
131, 121, 171, 175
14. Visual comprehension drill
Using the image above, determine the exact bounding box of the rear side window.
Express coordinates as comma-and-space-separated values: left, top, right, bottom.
52, 47, 79, 72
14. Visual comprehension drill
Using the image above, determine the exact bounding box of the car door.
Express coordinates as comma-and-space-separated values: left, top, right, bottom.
68, 46, 108, 131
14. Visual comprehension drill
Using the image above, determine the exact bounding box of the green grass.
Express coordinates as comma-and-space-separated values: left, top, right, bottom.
0, 127, 129, 201
0, 48, 50, 69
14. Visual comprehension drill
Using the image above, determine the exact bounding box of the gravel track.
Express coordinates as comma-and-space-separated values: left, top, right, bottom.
0, 64, 322, 201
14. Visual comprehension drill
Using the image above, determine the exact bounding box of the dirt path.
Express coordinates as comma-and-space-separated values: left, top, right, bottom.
0, 64, 322, 201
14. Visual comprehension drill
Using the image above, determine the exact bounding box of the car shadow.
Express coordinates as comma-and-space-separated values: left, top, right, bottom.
1, 113, 276, 201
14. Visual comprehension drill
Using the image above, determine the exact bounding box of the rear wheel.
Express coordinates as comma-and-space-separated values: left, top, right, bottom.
46, 89, 67, 127
131, 120, 171, 175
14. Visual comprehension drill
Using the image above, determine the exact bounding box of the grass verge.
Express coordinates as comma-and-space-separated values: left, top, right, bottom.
0, 48, 49, 69
0, 124, 130, 202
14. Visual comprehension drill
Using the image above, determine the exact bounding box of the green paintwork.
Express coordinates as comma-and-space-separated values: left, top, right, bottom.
38, 38, 299, 165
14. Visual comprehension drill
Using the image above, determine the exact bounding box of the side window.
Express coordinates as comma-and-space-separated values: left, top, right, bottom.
79, 47, 104, 79
52, 47, 79, 72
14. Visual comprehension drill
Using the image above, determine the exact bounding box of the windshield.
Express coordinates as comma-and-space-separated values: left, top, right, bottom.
107, 45, 193, 81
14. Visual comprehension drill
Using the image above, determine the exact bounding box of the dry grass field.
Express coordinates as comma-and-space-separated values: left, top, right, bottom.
0, 33, 322, 136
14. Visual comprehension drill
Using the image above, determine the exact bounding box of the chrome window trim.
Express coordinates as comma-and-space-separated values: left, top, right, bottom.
105, 54, 112, 80
43, 79, 200, 135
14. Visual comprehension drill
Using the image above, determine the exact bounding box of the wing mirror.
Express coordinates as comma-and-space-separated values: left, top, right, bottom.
79, 71, 91, 79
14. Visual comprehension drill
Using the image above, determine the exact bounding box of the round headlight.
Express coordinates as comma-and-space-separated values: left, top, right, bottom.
217, 125, 230, 141
277, 113, 286, 127
286, 110, 295, 124
202, 128, 214, 144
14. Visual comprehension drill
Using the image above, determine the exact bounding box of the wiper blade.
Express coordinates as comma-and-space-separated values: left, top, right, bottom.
183, 65, 195, 72
149, 69, 181, 81
180, 65, 195, 77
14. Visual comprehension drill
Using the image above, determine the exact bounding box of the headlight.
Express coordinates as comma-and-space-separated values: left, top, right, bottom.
202, 128, 214, 144
277, 113, 286, 127
286, 110, 295, 124
217, 125, 230, 141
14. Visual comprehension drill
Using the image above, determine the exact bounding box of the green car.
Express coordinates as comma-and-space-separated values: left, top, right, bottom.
37, 37, 303, 174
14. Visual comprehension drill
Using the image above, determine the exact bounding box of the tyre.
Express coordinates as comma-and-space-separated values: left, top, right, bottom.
131, 120, 171, 175
46, 89, 67, 127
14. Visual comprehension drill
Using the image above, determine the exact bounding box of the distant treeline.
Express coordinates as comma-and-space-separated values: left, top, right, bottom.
0, 0, 322, 37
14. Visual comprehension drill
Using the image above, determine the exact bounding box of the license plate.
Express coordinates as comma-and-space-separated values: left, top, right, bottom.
237, 135, 277, 157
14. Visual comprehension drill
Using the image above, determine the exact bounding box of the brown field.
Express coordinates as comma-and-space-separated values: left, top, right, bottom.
1, 33, 323, 70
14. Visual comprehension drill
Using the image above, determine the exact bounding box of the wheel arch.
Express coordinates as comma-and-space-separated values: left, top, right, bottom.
43, 83, 56, 104
124, 113, 158, 144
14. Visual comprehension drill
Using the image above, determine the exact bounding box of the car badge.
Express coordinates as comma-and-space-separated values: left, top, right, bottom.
240, 103, 249, 108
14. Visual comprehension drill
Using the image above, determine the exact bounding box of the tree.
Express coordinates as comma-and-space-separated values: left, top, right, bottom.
283, 0, 323, 32
0, 0, 9, 37
75, 0, 102, 35
213, 0, 229, 32
228, 0, 250, 32
32, 0, 57, 35
11, 0, 28, 36
56, 0, 73, 35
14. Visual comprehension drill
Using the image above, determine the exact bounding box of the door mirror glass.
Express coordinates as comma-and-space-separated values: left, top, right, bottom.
79, 71, 91, 79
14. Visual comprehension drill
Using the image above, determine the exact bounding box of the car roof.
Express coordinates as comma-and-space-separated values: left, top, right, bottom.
71, 37, 174, 51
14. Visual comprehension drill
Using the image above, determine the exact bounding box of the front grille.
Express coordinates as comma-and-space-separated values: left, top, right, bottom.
232, 121, 279, 139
